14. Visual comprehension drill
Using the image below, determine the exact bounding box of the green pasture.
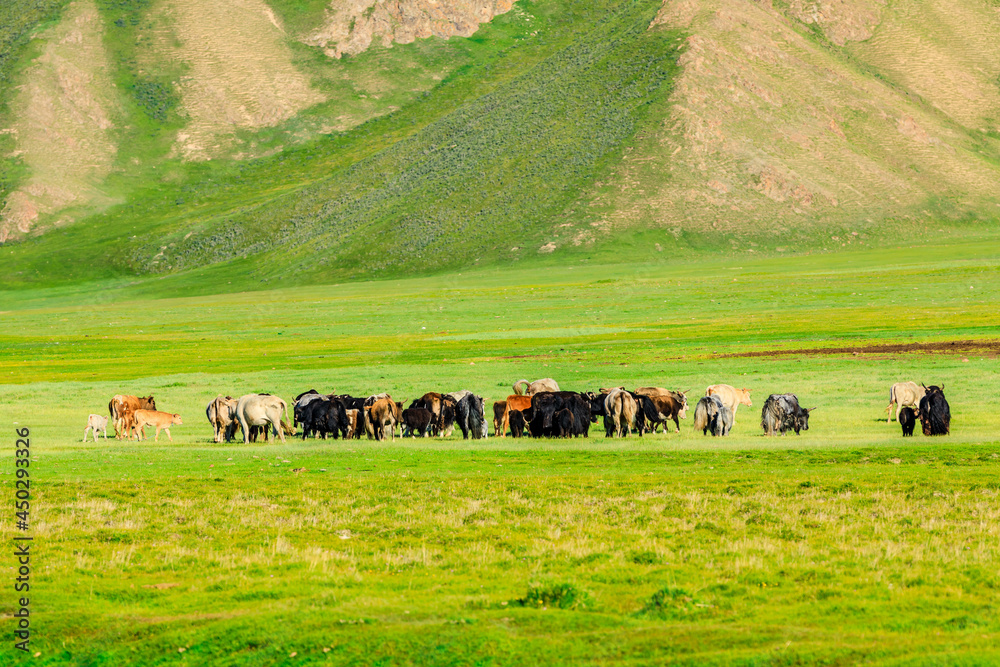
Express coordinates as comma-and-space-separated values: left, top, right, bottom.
0, 240, 999, 663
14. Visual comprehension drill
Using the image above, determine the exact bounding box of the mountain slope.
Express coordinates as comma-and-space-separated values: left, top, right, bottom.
584, 0, 1000, 251
1, 0, 999, 291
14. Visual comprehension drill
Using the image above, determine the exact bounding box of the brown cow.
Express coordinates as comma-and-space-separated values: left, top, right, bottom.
108, 395, 156, 440
345, 409, 360, 439
503, 395, 533, 434
134, 410, 183, 442
368, 397, 400, 441
705, 385, 752, 425
410, 392, 457, 436
493, 401, 508, 437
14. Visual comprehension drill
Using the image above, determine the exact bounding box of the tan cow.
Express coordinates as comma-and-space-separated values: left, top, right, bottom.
134, 410, 183, 442
368, 397, 400, 441
236, 394, 289, 444
206, 396, 239, 443
513, 378, 560, 395
83, 414, 109, 442
604, 388, 638, 437
108, 395, 156, 440
705, 385, 752, 425
886, 382, 928, 423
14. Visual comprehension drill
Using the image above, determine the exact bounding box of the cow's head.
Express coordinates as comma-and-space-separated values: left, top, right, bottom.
795, 407, 816, 433
740, 389, 752, 407
672, 391, 689, 419
171, 414, 183, 425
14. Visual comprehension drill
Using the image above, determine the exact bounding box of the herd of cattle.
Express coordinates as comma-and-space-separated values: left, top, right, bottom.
81, 378, 952, 443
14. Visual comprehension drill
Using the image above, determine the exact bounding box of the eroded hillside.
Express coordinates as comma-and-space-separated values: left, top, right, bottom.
0, 0, 118, 242
305, 0, 516, 58
577, 0, 1000, 251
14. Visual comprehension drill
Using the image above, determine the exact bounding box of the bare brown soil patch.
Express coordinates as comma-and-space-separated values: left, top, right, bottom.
306, 0, 516, 59
719, 339, 1000, 359
152, 0, 325, 160
1, 0, 118, 241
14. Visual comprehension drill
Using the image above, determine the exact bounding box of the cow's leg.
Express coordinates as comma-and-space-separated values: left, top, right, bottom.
276, 419, 285, 443
154, 426, 161, 442
165, 428, 172, 442
83, 426, 90, 442
895, 403, 904, 425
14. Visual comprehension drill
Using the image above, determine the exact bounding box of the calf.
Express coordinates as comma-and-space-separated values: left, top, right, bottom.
508, 410, 526, 438
133, 410, 183, 442
493, 401, 507, 437
345, 409, 360, 439
108, 394, 156, 440
83, 414, 109, 442
402, 407, 432, 437
556, 408, 574, 438
899, 407, 916, 437
918, 385, 950, 436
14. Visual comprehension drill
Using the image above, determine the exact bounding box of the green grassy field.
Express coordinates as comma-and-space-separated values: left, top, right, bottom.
1, 240, 999, 664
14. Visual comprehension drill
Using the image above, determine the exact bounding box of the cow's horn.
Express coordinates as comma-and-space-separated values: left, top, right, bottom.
808, 406, 818, 412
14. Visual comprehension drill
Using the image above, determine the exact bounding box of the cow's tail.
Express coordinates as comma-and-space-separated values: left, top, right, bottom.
513, 380, 530, 396
693, 399, 709, 433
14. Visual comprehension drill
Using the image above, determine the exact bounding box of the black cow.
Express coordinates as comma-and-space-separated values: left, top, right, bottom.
508, 410, 526, 438
332, 395, 368, 438
455, 393, 487, 440
899, 406, 916, 437
918, 385, 950, 436
300, 397, 349, 440
293, 389, 323, 427
760, 394, 814, 436
556, 408, 574, 438
694, 395, 733, 436
401, 407, 432, 437
529, 392, 591, 438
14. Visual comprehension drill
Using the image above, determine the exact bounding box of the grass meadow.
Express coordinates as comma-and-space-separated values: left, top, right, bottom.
1, 240, 999, 664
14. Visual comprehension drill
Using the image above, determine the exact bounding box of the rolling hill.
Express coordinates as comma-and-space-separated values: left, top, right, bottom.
1, 0, 999, 291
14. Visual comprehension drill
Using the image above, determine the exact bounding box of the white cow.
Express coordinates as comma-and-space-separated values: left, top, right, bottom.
513, 378, 560, 395
83, 414, 109, 442
236, 394, 290, 444
886, 382, 928, 424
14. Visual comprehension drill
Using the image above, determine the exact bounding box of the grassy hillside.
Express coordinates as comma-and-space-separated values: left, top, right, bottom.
2, 0, 999, 292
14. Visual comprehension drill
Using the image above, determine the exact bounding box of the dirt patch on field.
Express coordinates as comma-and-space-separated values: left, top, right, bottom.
719, 339, 1000, 359
305, 0, 516, 59
1, 0, 118, 241
152, 0, 325, 159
